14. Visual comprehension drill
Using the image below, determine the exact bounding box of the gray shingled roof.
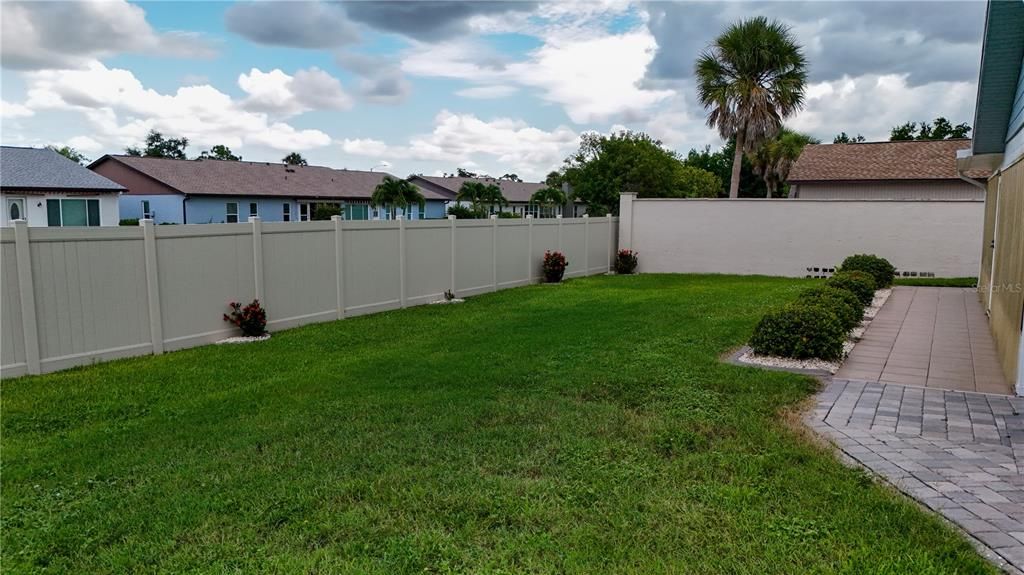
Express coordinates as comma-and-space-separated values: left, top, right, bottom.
94, 155, 449, 200
1, 146, 124, 191
411, 176, 547, 203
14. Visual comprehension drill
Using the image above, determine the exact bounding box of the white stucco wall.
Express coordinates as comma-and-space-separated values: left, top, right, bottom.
0, 192, 120, 227
619, 195, 985, 278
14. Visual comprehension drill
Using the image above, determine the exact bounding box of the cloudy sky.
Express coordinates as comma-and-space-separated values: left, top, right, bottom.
0, 1, 987, 180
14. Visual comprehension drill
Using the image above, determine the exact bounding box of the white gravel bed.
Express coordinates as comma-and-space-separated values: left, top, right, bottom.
216, 333, 271, 344
429, 298, 465, 305
736, 288, 890, 374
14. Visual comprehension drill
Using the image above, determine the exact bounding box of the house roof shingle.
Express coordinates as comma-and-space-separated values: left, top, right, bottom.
411, 176, 547, 203
787, 139, 990, 183
91, 155, 450, 200
1, 146, 125, 192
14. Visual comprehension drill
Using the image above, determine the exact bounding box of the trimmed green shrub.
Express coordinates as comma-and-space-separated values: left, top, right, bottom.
800, 285, 864, 332
839, 254, 896, 288
119, 218, 140, 226
826, 271, 877, 306
497, 211, 521, 218
446, 205, 485, 219
749, 302, 846, 360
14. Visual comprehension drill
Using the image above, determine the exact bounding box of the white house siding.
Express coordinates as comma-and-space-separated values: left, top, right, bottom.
792, 180, 984, 200
1, 192, 120, 227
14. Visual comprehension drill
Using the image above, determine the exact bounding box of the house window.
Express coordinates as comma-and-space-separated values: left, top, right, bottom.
8, 198, 24, 221
282, 203, 291, 222
249, 202, 259, 218
46, 199, 100, 227
299, 202, 311, 221
345, 203, 369, 220
226, 202, 238, 223
142, 200, 152, 219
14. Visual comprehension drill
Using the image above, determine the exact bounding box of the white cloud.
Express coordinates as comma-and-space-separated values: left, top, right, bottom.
238, 67, 352, 118
455, 85, 519, 99
1, 99, 34, 119
787, 74, 978, 141
1, 0, 214, 70
21, 61, 332, 152
339, 110, 579, 179
66, 136, 103, 153
403, 29, 672, 124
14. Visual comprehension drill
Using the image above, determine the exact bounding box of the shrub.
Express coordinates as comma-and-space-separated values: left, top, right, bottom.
749, 302, 846, 360
119, 218, 140, 226
542, 251, 568, 283
447, 205, 485, 219
497, 211, 521, 218
839, 254, 896, 288
614, 249, 639, 274
800, 286, 863, 332
312, 204, 341, 221
826, 271, 877, 306
223, 299, 267, 337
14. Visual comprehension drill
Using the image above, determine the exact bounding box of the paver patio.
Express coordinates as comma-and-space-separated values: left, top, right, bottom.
836, 286, 1011, 394
812, 286, 1022, 572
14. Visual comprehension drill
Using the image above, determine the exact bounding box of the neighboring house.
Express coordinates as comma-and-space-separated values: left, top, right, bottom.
89, 155, 450, 224
409, 175, 586, 217
787, 139, 988, 200
1, 146, 123, 227
958, 0, 1024, 392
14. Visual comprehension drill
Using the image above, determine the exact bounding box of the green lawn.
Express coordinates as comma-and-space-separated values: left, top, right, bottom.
894, 277, 978, 288
1, 275, 994, 574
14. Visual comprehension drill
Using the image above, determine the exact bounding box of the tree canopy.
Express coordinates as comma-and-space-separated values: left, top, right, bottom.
681, 140, 767, 198
833, 132, 866, 144
456, 181, 506, 212
200, 145, 241, 161
696, 16, 807, 197
530, 186, 567, 207
125, 130, 189, 159
889, 117, 971, 141
282, 152, 308, 166
747, 128, 818, 197
46, 145, 88, 165
555, 131, 724, 214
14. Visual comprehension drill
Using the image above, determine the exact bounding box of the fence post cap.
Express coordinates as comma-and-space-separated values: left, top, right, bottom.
248, 215, 261, 223
330, 215, 343, 222
490, 214, 498, 220
606, 213, 612, 218
525, 214, 533, 220
138, 218, 154, 226
396, 215, 404, 221
556, 215, 563, 219
447, 214, 457, 220
582, 214, 589, 219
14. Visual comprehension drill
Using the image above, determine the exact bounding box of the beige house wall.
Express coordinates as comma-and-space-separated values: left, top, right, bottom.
792, 180, 984, 200
979, 157, 1024, 389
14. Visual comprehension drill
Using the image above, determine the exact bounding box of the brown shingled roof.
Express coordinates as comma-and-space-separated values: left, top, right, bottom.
411, 176, 546, 203
787, 139, 989, 183
90, 155, 451, 200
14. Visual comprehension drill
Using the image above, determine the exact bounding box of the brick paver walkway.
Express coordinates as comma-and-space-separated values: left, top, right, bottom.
810, 379, 1024, 572
836, 287, 1010, 394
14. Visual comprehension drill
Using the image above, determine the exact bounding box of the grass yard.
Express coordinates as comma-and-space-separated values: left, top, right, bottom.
1, 275, 995, 574
894, 277, 978, 288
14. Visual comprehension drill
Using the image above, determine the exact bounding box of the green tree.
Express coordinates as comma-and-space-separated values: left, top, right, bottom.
747, 128, 818, 197
455, 181, 505, 213
371, 176, 425, 216
673, 164, 722, 198
833, 132, 865, 144
696, 16, 807, 198
199, 145, 241, 161
282, 152, 307, 166
46, 145, 88, 165
560, 131, 693, 214
889, 118, 971, 141
499, 173, 522, 182
681, 139, 767, 198
125, 130, 189, 159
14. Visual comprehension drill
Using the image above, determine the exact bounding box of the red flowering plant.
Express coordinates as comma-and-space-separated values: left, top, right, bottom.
614, 249, 639, 274
542, 250, 568, 283
223, 299, 267, 337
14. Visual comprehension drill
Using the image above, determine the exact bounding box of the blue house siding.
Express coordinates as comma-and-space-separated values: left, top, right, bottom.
118, 195, 185, 224
179, 196, 449, 223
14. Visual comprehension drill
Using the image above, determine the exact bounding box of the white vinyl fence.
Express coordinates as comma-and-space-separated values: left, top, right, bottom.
618, 194, 984, 278
1, 215, 617, 377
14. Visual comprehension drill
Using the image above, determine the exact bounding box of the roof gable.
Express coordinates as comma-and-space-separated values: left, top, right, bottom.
90, 156, 450, 200
787, 139, 989, 183
1, 146, 125, 191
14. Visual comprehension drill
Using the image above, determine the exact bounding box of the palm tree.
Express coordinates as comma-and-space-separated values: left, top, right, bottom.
478, 183, 507, 213
696, 16, 807, 198
455, 181, 506, 213
747, 128, 816, 198
529, 186, 566, 218
371, 177, 425, 219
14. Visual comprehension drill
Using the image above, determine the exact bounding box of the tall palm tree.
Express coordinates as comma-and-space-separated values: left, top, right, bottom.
747, 128, 816, 198
456, 182, 506, 213
696, 16, 807, 198
371, 177, 425, 218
